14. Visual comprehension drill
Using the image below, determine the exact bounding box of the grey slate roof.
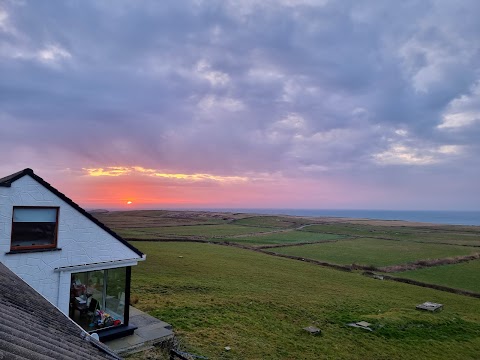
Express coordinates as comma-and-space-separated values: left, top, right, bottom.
0, 168, 144, 257
0, 263, 122, 360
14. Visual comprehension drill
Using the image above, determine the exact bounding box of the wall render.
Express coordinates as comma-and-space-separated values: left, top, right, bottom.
0, 175, 142, 314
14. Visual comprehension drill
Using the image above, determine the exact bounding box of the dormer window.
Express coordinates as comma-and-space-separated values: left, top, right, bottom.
11, 207, 59, 250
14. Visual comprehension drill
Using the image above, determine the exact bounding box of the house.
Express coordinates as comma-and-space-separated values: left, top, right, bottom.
0, 262, 122, 359
0, 168, 146, 341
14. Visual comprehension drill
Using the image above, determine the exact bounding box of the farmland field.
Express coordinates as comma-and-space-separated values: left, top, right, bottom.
303, 224, 480, 246
222, 230, 346, 246
394, 260, 480, 293
271, 238, 479, 267
94, 210, 235, 228
116, 224, 274, 239
92, 210, 480, 359
232, 216, 308, 228
129, 241, 480, 360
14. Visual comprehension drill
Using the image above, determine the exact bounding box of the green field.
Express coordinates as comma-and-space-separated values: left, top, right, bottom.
394, 260, 480, 293
116, 224, 274, 239
94, 210, 231, 228
303, 224, 480, 246
130, 242, 480, 360
272, 238, 479, 267
232, 216, 307, 228
95, 211, 480, 359
223, 230, 346, 246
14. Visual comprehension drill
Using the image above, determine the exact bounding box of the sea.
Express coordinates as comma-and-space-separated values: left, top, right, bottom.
198, 209, 480, 226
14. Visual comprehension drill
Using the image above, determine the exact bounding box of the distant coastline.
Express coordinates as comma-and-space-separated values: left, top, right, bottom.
184, 209, 480, 226
88, 207, 480, 226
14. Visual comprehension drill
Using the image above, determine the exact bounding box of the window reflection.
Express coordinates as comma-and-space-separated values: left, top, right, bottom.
11, 207, 58, 249
106, 268, 126, 324
70, 268, 126, 331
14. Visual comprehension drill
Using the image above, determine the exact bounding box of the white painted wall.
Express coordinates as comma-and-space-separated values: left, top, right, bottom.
0, 175, 143, 314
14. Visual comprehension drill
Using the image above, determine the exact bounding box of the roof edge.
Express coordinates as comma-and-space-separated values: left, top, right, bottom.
1, 169, 144, 258
0, 168, 34, 187
0, 262, 122, 360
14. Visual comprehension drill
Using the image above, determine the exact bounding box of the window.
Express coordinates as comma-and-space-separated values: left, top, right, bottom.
11, 207, 59, 250
70, 268, 128, 331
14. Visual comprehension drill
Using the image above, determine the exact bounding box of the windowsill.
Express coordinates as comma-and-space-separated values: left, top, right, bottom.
6, 247, 62, 255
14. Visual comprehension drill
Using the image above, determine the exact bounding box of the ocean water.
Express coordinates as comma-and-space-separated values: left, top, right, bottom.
201, 209, 480, 226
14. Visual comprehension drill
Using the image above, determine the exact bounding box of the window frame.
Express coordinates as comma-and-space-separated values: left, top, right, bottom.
69, 267, 131, 332
10, 206, 60, 251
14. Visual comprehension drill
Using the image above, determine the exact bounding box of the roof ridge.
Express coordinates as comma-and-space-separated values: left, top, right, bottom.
0, 168, 32, 187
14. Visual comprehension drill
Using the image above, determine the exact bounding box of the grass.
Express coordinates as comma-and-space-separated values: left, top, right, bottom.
130, 242, 480, 360
222, 230, 346, 246
271, 238, 479, 267
393, 259, 480, 293
303, 224, 480, 246
232, 216, 307, 228
97, 211, 480, 358
93, 210, 245, 228
116, 224, 274, 239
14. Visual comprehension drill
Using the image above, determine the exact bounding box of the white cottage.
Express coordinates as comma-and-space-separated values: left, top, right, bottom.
0, 168, 145, 341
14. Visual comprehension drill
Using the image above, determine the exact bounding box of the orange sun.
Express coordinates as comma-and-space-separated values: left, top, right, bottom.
126, 201, 133, 205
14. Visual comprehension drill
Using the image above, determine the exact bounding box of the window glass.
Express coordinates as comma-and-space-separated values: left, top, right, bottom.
105, 268, 126, 324
13, 208, 57, 222
70, 268, 126, 331
11, 207, 58, 248
88, 270, 105, 311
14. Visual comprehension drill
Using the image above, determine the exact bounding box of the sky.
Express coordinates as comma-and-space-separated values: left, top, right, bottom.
1, 0, 479, 210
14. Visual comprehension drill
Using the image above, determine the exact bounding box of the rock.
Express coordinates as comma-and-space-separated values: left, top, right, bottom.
416, 302, 443, 312
347, 321, 373, 331
303, 326, 321, 335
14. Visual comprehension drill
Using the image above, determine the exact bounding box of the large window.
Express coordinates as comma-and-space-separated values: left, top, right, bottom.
11, 207, 59, 250
70, 268, 127, 332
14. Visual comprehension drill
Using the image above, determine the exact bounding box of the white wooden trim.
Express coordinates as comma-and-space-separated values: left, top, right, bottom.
54, 257, 144, 273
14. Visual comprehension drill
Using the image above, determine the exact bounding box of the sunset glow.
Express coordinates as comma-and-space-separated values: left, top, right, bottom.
53, 169, 402, 210
83, 167, 249, 183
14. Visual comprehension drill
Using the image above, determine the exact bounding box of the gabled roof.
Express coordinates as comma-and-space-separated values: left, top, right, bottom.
0, 169, 27, 187
0, 168, 144, 257
0, 262, 122, 360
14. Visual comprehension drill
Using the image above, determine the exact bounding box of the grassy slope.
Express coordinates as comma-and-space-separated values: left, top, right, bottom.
131, 242, 480, 360
394, 259, 480, 293
272, 238, 479, 267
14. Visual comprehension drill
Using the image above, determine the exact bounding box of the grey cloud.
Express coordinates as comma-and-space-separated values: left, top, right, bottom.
1, 0, 480, 208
